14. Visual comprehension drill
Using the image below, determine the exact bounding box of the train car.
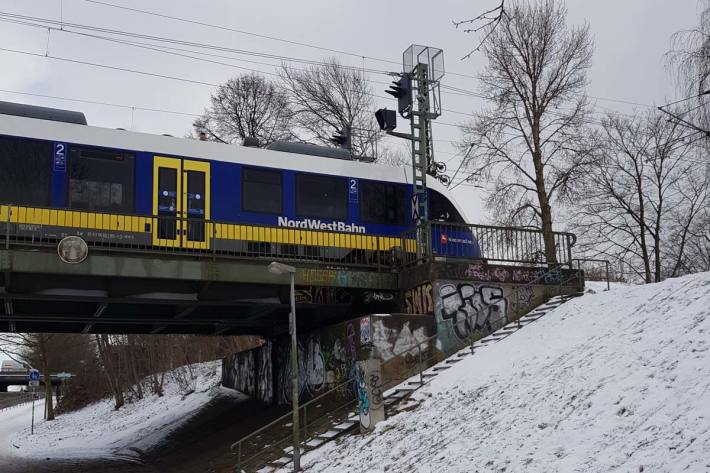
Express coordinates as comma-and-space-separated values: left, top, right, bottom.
0, 101, 480, 263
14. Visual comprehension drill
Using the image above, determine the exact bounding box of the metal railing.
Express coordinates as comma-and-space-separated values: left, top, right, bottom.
230, 377, 358, 472
0, 203, 402, 271
400, 222, 577, 268
573, 258, 611, 291
230, 267, 582, 472
2, 204, 579, 273
0, 392, 44, 412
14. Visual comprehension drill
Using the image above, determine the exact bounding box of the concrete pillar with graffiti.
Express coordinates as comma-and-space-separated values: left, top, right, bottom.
356, 358, 385, 433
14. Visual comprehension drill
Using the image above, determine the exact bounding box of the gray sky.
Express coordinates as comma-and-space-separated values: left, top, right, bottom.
0, 0, 701, 225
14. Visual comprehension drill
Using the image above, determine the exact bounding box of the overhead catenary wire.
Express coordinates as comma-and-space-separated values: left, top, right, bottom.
0, 9, 655, 111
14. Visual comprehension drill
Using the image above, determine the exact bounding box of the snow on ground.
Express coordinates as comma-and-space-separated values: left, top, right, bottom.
584, 280, 630, 294
297, 272, 710, 473
3, 360, 245, 461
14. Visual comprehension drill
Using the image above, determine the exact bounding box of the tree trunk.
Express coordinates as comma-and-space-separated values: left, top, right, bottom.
531, 121, 558, 265
95, 334, 124, 410
37, 335, 55, 421
634, 165, 652, 283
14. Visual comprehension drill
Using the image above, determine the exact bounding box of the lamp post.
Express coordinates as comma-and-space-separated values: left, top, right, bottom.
267, 261, 300, 471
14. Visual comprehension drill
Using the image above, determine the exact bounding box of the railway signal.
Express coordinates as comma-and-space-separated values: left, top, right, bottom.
375, 108, 397, 131
330, 126, 351, 150
376, 45, 446, 261
385, 75, 413, 118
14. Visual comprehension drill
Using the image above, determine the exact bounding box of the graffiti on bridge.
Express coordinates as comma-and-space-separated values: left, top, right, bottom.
433, 262, 567, 285
222, 342, 273, 404
295, 286, 352, 305
403, 282, 434, 314
276, 322, 360, 405
437, 282, 508, 340
357, 362, 383, 431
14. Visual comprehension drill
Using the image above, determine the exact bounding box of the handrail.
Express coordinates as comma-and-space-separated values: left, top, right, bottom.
399, 221, 578, 269
573, 258, 611, 291
229, 376, 354, 451
229, 265, 582, 471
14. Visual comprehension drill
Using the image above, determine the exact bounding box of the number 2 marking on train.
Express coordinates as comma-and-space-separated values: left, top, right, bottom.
53, 142, 67, 171
349, 178, 359, 203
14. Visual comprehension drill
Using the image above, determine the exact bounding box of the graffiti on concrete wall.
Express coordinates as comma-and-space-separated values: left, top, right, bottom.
432, 262, 570, 285
276, 321, 361, 405
360, 317, 371, 346
403, 282, 434, 314
434, 281, 508, 345
511, 285, 535, 316
357, 360, 384, 432
222, 342, 273, 404
371, 319, 429, 362
295, 286, 352, 305
357, 364, 370, 428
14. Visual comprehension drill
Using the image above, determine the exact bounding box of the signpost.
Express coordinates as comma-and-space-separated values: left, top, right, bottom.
28, 369, 40, 435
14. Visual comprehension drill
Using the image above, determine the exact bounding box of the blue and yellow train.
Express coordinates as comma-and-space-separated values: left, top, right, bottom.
0, 101, 480, 262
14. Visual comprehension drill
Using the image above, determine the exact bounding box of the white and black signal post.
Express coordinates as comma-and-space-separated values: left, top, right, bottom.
376, 45, 445, 260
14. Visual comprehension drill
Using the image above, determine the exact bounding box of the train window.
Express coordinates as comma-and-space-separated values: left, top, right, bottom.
429, 190, 466, 223
68, 147, 135, 212
360, 181, 409, 225
296, 174, 347, 220
242, 167, 282, 214
0, 136, 52, 206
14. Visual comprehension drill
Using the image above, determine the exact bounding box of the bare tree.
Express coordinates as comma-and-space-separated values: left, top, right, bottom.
458, 0, 593, 264
571, 111, 708, 283
453, 0, 507, 59
281, 58, 381, 160
0, 333, 57, 420
667, 0, 710, 130
194, 73, 292, 145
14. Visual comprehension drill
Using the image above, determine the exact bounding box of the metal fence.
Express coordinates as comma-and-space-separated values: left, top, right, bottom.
0, 203, 400, 271
400, 222, 577, 268
1, 204, 578, 271
573, 258, 611, 290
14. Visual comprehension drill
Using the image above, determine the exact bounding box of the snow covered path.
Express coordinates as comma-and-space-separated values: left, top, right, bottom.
0, 400, 40, 458
297, 273, 710, 473
5, 360, 243, 462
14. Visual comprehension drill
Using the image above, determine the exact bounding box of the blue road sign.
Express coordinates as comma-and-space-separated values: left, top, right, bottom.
29, 369, 40, 382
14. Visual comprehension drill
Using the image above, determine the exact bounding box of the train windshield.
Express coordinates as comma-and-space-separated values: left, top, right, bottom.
429, 190, 466, 224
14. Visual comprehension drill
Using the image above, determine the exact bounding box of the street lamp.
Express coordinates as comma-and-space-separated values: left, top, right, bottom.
267, 261, 300, 471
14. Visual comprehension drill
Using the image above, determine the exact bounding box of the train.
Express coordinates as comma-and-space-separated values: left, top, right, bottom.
0, 101, 480, 263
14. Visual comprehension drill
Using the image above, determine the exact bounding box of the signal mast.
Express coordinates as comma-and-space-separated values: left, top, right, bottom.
376, 45, 446, 261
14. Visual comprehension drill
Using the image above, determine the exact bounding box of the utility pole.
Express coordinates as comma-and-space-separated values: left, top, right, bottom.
376, 45, 446, 261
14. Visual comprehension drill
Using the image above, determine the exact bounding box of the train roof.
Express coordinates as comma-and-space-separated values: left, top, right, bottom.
0, 112, 470, 222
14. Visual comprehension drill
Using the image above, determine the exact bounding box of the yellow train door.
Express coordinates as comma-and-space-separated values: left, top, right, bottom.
152, 157, 210, 249
182, 160, 210, 249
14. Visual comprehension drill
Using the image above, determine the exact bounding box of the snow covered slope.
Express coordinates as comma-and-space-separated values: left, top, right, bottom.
298, 272, 710, 473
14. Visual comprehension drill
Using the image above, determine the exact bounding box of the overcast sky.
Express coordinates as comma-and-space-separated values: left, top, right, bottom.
0, 0, 701, 225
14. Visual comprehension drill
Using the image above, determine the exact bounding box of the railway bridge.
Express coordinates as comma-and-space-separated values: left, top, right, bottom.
0, 208, 582, 337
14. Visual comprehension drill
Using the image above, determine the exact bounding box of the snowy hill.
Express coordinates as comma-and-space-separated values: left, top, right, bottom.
298, 272, 710, 473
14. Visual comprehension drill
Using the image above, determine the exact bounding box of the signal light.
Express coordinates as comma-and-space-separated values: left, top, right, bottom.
375, 108, 397, 131
330, 126, 351, 150
385, 75, 413, 118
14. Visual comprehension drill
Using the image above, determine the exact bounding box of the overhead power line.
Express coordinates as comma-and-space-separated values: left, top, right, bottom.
0, 7, 652, 110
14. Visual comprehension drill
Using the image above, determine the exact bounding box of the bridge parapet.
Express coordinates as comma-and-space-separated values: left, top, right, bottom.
399, 259, 582, 353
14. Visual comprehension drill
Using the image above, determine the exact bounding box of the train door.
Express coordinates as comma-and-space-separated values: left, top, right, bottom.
152, 157, 210, 249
